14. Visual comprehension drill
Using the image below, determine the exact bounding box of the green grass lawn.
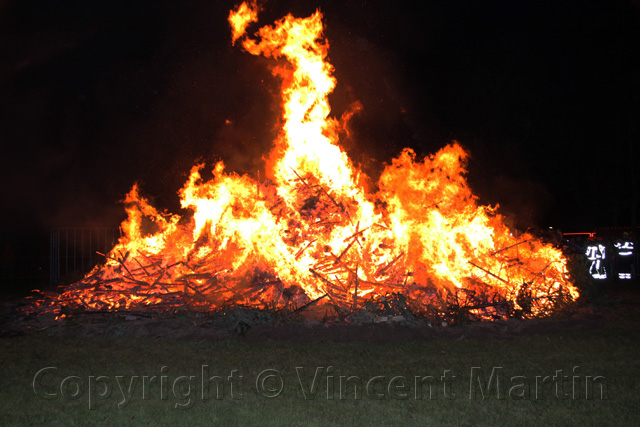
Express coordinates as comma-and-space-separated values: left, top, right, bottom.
1, 312, 639, 426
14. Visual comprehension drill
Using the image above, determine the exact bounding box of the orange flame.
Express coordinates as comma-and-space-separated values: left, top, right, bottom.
229, 0, 258, 45
47, 2, 578, 318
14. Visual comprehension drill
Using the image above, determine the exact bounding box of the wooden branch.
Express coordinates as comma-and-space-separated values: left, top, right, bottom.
295, 239, 317, 260
460, 295, 554, 311
176, 273, 216, 281
330, 254, 359, 278
491, 239, 533, 256
310, 268, 344, 295
376, 252, 404, 277
110, 251, 139, 283
353, 264, 359, 311
291, 293, 328, 315
289, 167, 310, 188
152, 269, 167, 287
59, 309, 156, 318
311, 219, 342, 227
133, 257, 150, 276
183, 282, 208, 299
269, 199, 283, 211
319, 185, 340, 210
468, 261, 509, 284
312, 258, 339, 273
345, 222, 371, 249
335, 238, 356, 264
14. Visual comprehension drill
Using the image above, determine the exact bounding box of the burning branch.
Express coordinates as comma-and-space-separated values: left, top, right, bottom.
375, 252, 404, 277
490, 239, 533, 256
468, 261, 509, 284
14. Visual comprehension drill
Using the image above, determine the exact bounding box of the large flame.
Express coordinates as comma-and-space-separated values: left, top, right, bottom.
48, 2, 578, 318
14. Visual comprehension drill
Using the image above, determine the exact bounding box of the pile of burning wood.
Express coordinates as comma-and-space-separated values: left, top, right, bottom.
24, 2, 579, 325
26, 209, 577, 325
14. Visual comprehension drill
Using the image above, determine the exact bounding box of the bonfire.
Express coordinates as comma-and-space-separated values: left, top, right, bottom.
31, 2, 579, 324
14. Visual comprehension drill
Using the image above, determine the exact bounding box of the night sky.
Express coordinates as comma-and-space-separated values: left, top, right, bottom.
1, 0, 639, 255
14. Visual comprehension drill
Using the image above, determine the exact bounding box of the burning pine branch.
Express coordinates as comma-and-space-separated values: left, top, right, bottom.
26, 2, 579, 323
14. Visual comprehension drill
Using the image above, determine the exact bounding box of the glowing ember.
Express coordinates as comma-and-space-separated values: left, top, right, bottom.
41, 2, 578, 319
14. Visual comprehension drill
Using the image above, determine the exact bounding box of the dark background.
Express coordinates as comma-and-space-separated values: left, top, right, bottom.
1, 0, 639, 258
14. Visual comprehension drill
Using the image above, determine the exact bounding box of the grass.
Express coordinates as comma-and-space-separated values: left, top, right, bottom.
1, 312, 640, 426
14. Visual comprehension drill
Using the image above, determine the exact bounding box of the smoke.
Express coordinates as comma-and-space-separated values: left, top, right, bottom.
0, 0, 287, 244
323, 15, 443, 185
481, 175, 554, 231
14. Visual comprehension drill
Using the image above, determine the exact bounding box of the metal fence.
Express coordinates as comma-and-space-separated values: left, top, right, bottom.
49, 228, 119, 285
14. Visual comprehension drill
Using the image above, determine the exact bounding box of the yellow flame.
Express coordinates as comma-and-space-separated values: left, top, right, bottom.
229, 1, 259, 45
